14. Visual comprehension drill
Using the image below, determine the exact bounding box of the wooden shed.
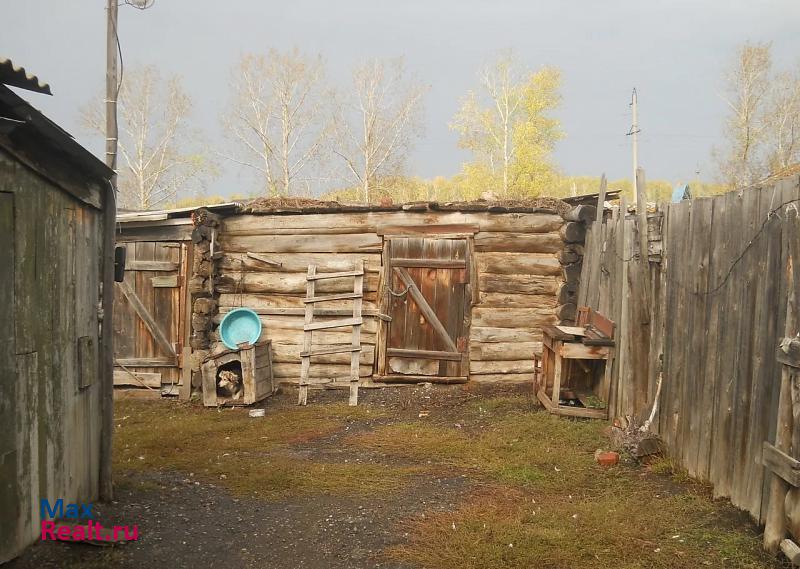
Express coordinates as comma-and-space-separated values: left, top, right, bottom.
114, 197, 593, 397
0, 60, 115, 562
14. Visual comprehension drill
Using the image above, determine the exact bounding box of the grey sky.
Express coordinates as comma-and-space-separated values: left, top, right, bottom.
5, 0, 800, 197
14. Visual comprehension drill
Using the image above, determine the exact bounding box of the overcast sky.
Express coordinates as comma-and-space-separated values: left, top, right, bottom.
5, 0, 800, 197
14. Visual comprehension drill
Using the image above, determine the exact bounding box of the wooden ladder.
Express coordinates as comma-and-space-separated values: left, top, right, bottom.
298, 260, 364, 406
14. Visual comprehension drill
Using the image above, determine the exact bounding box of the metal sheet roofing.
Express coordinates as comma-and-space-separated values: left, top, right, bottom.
0, 57, 52, 95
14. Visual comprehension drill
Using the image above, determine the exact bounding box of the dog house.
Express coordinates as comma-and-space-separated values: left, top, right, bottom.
200, 340, 275, 407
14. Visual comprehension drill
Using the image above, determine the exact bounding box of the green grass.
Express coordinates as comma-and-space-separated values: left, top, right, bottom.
113, 399, 417, 499
347, 396, 779, 569
114, 395, 780, 568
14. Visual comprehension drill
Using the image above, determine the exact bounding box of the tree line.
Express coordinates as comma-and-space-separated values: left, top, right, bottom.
82, 50, 563, 210
82, 44, 800, 210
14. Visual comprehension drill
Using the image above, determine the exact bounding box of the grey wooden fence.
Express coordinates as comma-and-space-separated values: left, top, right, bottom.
578, 175, 800, 522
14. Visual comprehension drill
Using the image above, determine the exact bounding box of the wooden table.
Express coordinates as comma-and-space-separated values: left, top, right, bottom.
535, 324, 614, 419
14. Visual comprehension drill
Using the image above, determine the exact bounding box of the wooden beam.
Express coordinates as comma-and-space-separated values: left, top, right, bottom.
303, 292, 363, 303
218, 306, 380, 318
387, 348, 462, 361
391, 258, 466, 268
116, 280, 177, 357
376, 223, 479, 235
304, 317, 363, 331
393, 267, 458, 352
179, 346, 191, 400
246, 251, 282, 266
300, 345, 362, 357
307, 269, 364, 280
115, 357, 177, 367
376, 375, 467, 384
559, 342, 612, 360
763, 442, 800, 487
151, 275, 180, 288
113, 370, 161, 388
127, 260, 180, 271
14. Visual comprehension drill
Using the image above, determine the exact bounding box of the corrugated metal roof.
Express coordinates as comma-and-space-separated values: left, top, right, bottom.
0, 57, 52, 95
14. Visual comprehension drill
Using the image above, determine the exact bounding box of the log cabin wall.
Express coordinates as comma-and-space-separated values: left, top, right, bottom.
201, 203, 585, 388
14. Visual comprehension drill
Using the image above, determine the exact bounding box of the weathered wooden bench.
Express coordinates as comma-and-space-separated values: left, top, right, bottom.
534, 307, 615, 419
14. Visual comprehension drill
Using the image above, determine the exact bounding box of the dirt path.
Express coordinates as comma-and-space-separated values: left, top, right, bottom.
10, 470, 466, 569
8, 387, 481, 569
7, 385, 781, 569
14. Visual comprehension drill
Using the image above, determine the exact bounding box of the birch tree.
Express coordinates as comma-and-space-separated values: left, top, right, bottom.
765, 66, 800, 172
223, 49, 331, 196
82, 65, 212, 210
333, 58, 426, 203
715, 42, 772, 188
451, 52, 562, 197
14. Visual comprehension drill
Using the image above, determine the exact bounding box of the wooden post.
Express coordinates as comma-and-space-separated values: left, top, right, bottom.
349, 260, 364, 406
99, 0, 118, 503
596, 174, 607, 224
765, 208, 800, 552
636, 167, 651, 324
298, 265, 316, 405
586, 174, 607, 308
616, 196, 629, 417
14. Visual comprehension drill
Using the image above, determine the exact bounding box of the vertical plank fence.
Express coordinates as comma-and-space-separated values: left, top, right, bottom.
578, 175, 800, 527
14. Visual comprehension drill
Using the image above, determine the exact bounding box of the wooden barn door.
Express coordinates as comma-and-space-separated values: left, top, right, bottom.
113, 241, 189, 390
380, 236, 471, 380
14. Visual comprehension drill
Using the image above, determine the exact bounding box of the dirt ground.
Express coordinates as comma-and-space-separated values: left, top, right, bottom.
7, 385, 786, 569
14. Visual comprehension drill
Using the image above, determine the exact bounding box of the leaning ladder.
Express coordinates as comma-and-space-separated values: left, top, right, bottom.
298, 260, 364, 406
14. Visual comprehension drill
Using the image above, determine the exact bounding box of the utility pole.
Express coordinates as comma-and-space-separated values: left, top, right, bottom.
99, 0, 118, 503
105, 0, 118, 178
631, 88, 639, 193
630, 88, 651, 323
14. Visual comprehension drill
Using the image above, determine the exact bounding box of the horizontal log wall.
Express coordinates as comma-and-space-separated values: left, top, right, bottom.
212, 209, 575, 385
577, 177, 800, 524
466, 214, 572, 383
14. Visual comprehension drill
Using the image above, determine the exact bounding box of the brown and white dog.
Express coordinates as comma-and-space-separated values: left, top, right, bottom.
217, 369, 244, 400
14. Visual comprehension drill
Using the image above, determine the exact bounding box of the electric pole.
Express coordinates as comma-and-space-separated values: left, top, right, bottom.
105, 0, 118, 180
100, 0, 119, 503
631, 88, 638, 193
630, 87, 651, 323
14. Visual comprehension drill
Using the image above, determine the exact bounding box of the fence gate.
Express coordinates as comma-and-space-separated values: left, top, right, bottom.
378, 235, 471, 382
113, 240, 189, 391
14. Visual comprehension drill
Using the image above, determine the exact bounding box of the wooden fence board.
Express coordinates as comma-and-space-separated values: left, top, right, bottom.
694, 198, 719, 481
578, 178, 800, 523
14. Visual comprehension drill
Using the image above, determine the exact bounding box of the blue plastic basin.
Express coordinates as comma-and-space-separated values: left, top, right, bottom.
219, 307, 262, 350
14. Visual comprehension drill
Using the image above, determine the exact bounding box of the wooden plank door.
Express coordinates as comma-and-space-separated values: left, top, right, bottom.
381, 237, 470, 379
113, 240, 187, 388
0, 192, 18, 563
